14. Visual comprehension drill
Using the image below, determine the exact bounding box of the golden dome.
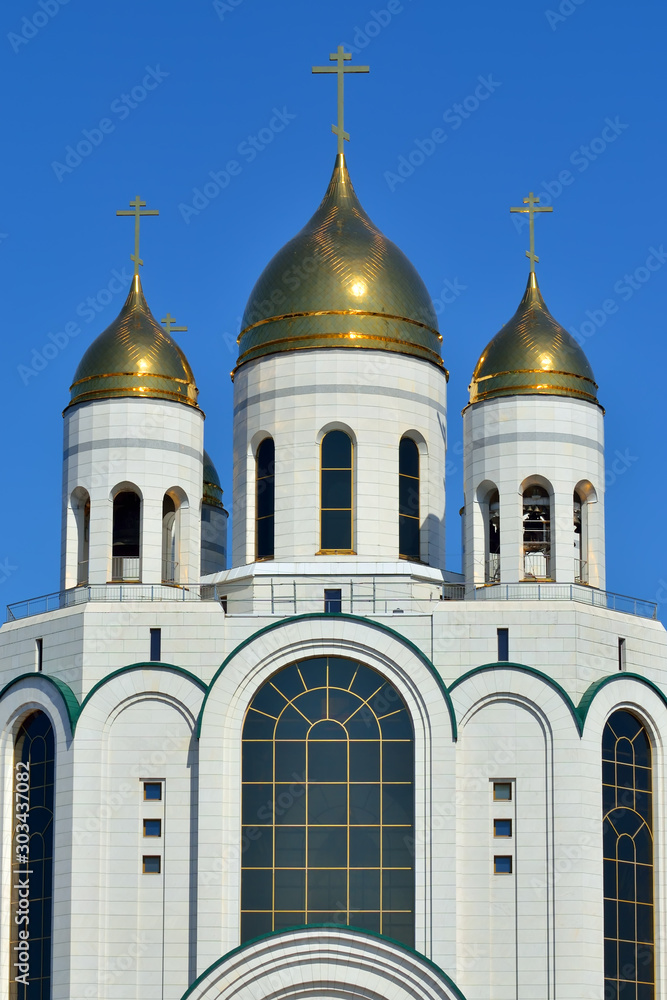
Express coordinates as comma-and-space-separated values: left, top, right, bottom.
469, 272, 598, 405
203, 449, 225, 509
67, 275, 199, 410
235, 154, 444, 374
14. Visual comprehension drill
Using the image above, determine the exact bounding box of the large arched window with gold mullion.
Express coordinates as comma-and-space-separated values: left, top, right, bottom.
603, 710, 654, 1000
11, 711, 55, 1000
320, 431, 353, 553
241, 656, 414, 946
256, 437, 275, 560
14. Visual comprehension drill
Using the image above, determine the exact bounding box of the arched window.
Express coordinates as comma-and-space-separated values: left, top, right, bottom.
486, 489, 500, 583
522, 485, 551, 580
72, 487, 90, 585
162, 494, 178, 583
256, 438, 275, 560
574, 488, 588, 584
399, 438, 420, 560
12, 711, 55, 1000
603, 711, 654, 1000
112, 489, 141, 581
320, 431, 353, 553
241, 656, 414, 946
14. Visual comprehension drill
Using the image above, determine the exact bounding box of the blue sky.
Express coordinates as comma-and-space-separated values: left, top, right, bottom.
1, 0, 665, 620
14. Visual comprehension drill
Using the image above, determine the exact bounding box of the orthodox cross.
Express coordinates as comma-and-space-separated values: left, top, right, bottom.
510, 192, 553, 272
116, 196, 159, 275
312, 46, 369, 155
161, 313, 188, 335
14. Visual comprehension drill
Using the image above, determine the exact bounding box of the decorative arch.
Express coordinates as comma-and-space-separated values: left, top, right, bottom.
255, 436, 275, 560
70, 486, 90, 585
162, 487, 189, 583
179, 925, 467, 1000
110, 481, 143, 582
520, 475, 554, 581
476, 479, 500, 584
399, 435, 421, 561
319, 428, 354, 554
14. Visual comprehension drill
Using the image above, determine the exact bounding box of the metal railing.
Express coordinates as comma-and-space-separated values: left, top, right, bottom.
111, 557, 141, 582
5, 578, 657, 622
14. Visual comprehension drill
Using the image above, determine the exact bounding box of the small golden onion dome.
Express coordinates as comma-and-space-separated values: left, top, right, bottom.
235, 154, 444, 374
203, 449, 225, 509
469, 272, 598, 405
67, 275, 199, 410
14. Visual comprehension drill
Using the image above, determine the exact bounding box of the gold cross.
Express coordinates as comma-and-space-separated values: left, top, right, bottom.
510, 192, 553, 272
312, 46, 369, 155
116, 196, 159, 275
161, 313, 188, 335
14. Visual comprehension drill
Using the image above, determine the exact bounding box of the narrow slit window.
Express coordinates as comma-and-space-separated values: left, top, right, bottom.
399, 437, 420, 560
618, 637, 626, 671
486, 489, 500, 583
150, 628, 161, 662
320, 431, 353, 552
36, 637, 43, 672
256, 437, 275, 560
324, 589, 342, 613
497, 628, 509, 662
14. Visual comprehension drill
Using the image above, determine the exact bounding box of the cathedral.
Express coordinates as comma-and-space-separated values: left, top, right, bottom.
1, 51, 665, 1000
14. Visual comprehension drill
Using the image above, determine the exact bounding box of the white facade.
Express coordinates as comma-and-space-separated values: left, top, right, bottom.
1, 156, 665, 1000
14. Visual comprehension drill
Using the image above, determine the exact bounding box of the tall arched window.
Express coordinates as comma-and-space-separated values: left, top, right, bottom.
522, 485, 551, 580
486, 488, 500, 583
12, 711, 55, 1000
112, 489, 141, 581
162, 494, 178, 583
574, 488, 588, 584
603, 710, 654, 1000
72, 487, 90, 585
256, 438, 275, 560
241, 656, 414, 945
399, 438, 420, 560
320, 431, 353, 553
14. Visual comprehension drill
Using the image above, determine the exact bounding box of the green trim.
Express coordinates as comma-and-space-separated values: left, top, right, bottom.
195, 613, 457, 740
75, 662, 206, 733
449, 661, 583, 735
577, 672, 667, 730
179, 924, 467, 1000
0, 673, 80, 736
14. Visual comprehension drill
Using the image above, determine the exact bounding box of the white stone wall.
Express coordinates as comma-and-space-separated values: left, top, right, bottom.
463, 395, 606, 589
61, 398, 205, 589
231, 349, 448, 570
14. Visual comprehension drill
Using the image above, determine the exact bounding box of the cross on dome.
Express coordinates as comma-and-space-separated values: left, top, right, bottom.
161, 313, 188, 335
116, 196, 160, 276
510, 191, 553, 272
312, 46, 369, 155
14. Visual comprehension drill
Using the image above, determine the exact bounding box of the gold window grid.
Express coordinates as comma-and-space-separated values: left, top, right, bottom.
318, 434, 355, 555
602, 712, 655, 995
255, 438, 275, 561
241, 659, 414, 934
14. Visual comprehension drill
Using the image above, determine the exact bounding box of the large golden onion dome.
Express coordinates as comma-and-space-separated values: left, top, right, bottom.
67, 275, 199, 410
469, 272, 599, 405
235, 154, 444, 374
203, 449, 225, 509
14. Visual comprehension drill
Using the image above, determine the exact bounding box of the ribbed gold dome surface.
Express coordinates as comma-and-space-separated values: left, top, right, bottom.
68, 275, 199, 410
469, 272, 598, 404
235, 154, 444, 373
203, 449, 225, 509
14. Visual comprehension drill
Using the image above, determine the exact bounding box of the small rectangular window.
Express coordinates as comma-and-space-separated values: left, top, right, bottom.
36, 638, 43, 672
143, 782, 162, 801
150, 628, 161, 662
497, 628, 509, 662
493, 782, 512, 801
618, 637, 626, 671
324, 589, 342, 614
142, 855, 161, 874
494, 855, 513, 874
143, 819, 162, 837
494, 819, 512, 838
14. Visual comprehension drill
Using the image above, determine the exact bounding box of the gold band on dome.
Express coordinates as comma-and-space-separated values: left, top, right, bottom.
70, 370, 193, 388
238, 308, 442, 342
472, 383, 599, 402
473, 367, 598, 387
235, 329, 447, 370
64, 385, 201, 410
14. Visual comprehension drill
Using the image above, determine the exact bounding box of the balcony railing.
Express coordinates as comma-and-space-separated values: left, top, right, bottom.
111, 557, 141, 582
5, 579, 658, 622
